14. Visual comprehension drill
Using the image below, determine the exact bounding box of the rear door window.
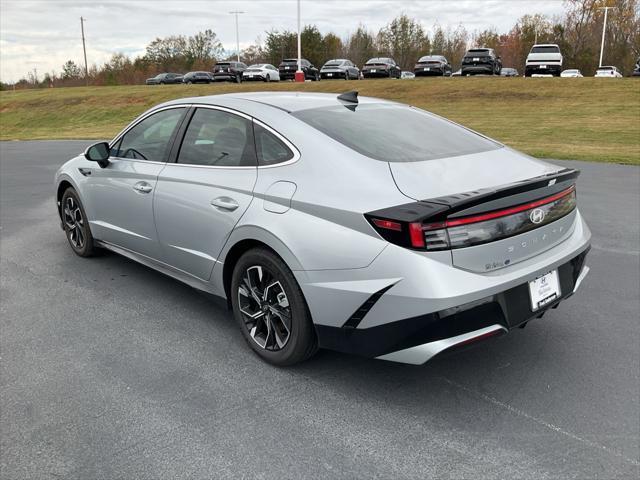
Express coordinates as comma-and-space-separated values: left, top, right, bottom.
177, 108, 256, 167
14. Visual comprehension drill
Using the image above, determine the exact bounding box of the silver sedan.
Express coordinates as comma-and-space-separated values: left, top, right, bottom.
55, 92, 591, 366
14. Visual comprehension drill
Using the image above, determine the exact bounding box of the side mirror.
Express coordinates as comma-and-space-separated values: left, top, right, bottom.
84, 141, 110, 168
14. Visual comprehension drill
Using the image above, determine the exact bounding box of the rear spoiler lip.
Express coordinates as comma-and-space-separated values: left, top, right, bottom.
368, 168, 580, 224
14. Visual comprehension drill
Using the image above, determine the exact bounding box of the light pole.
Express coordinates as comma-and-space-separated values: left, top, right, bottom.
80, 17, 89, 86
229, 10, 244, 62
295, 0, 304, 82
598, 6, 615, 68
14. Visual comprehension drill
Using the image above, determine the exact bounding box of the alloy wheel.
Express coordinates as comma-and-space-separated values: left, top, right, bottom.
238, 265, 292, 351
63, 196, 85, 249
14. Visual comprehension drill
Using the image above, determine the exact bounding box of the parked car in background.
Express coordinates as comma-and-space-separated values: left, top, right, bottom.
500, 68, 519, 77
461, 48, 502, 75
362, 58, 402, 78
400, 71, 416, 79
213, 61, 247, 83
145, 73, 183, 85
60, 92, 591, 366
320, 59, 359, 80
182, 71, 214, 84
278, 59, 320, 81
525, 44, 563, 77
561, 69, 583, 77
414, 55, 452, 76
633, 57, 640, 76
242, 64, 280, 82
595, 66, 623, 77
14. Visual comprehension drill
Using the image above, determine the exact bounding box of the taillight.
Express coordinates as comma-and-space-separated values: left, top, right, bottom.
366, 185, 576, 252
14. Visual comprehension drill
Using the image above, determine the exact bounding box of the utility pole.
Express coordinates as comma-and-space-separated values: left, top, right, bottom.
295, 0, 304, 82
80, 17, 89, 86
229, 10, 244, 62
598, 6, 615, 67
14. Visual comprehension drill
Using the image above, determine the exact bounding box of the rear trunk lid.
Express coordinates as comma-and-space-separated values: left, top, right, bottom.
385, 149, 579, 271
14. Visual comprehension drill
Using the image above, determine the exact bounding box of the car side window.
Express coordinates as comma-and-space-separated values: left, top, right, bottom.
110, 108, 184, 161
253, 123, 294, 166
177, 108, 257, 167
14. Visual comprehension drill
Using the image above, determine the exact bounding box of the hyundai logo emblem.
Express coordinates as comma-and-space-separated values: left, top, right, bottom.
530, 208, 546, 224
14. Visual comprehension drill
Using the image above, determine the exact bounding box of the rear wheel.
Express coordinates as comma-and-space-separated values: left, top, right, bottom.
61, 188, 96, 257
265, 74, 271, 82
231, 248, 318, 366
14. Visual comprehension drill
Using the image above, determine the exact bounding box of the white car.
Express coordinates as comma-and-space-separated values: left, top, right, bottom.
242, 64, 280, 82
525, 44, 563, 77
595, 66, 623, 78
561, 69, 583, 78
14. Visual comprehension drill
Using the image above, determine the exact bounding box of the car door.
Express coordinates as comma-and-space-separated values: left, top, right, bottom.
153, 106, 258, 280
83, 106, 187, 259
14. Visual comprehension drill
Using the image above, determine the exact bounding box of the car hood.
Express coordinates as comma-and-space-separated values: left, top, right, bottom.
388, 147, 561, 200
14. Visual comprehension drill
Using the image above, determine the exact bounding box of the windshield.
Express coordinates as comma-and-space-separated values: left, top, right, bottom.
531, 46, 560, 54
324, 62, 343, 67
292, 104, 501, 162
467, 50, 490, 56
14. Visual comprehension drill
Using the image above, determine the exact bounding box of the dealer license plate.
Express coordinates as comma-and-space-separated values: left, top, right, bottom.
327, 73, 333, 76
529, 270, 560, 311
424, 67, 430, 71
371, 69, 377, 73
473, 57, 480, 61
540, 65, 547, 69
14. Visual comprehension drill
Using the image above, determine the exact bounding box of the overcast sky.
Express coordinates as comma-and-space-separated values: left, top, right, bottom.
0, 0, 566, 82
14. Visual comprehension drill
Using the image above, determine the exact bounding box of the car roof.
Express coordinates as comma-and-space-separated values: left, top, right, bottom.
159, 92, 397, 113
532, 43, 560, 47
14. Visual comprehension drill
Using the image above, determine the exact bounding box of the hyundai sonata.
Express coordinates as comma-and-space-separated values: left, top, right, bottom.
55, 92, 591, 366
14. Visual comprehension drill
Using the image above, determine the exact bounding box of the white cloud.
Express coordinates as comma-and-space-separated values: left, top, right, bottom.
0, 0, 566, 82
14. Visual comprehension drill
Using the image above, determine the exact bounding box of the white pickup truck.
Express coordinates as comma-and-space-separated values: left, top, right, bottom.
525, 44, 563, 77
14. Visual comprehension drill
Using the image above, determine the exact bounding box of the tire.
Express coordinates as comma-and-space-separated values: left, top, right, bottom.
265, 74, 271, 82
160, 81, 165, 85
231, 248, 318, 366
235, 75, 242, 84
61, 187, 96, 257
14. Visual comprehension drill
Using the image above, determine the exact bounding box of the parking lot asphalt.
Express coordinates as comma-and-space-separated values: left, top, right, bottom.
1, 140, 638, 479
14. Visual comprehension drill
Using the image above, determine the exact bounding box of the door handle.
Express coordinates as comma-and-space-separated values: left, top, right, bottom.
133, 181, 153, 194
211, 197, 239, 211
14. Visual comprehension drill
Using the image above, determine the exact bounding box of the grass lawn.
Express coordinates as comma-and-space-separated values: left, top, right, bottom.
1, 78, 638, 164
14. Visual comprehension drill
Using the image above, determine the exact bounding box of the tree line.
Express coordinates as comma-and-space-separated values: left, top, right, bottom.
4, 0, 638, 89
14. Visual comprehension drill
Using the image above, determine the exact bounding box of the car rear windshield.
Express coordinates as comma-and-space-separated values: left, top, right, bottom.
467, 49, 490, 56
324, 62, 342, 67
531, 46, 560, 53
292, 104, 501, 162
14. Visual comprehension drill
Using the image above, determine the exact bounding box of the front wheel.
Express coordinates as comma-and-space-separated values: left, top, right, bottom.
231, 248, 318, 366
61, 188, 96, 257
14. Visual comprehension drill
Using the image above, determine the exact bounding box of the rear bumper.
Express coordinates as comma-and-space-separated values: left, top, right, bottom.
414, 67, 445, 76
526, 64, 562, 76
321, 71, 347, 79
362, 70, 390, 78
301, 209, 591, 364
315, 248, 590, 363
461, 65, 495, 75
279, 71, 297, 80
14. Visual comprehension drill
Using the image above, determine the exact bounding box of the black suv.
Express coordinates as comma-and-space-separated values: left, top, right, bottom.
213, 61, 248, 83
413, 55, 452, 76
278, 59, 320, 81
461, 48, 502, 76
361, 58, 401, 78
